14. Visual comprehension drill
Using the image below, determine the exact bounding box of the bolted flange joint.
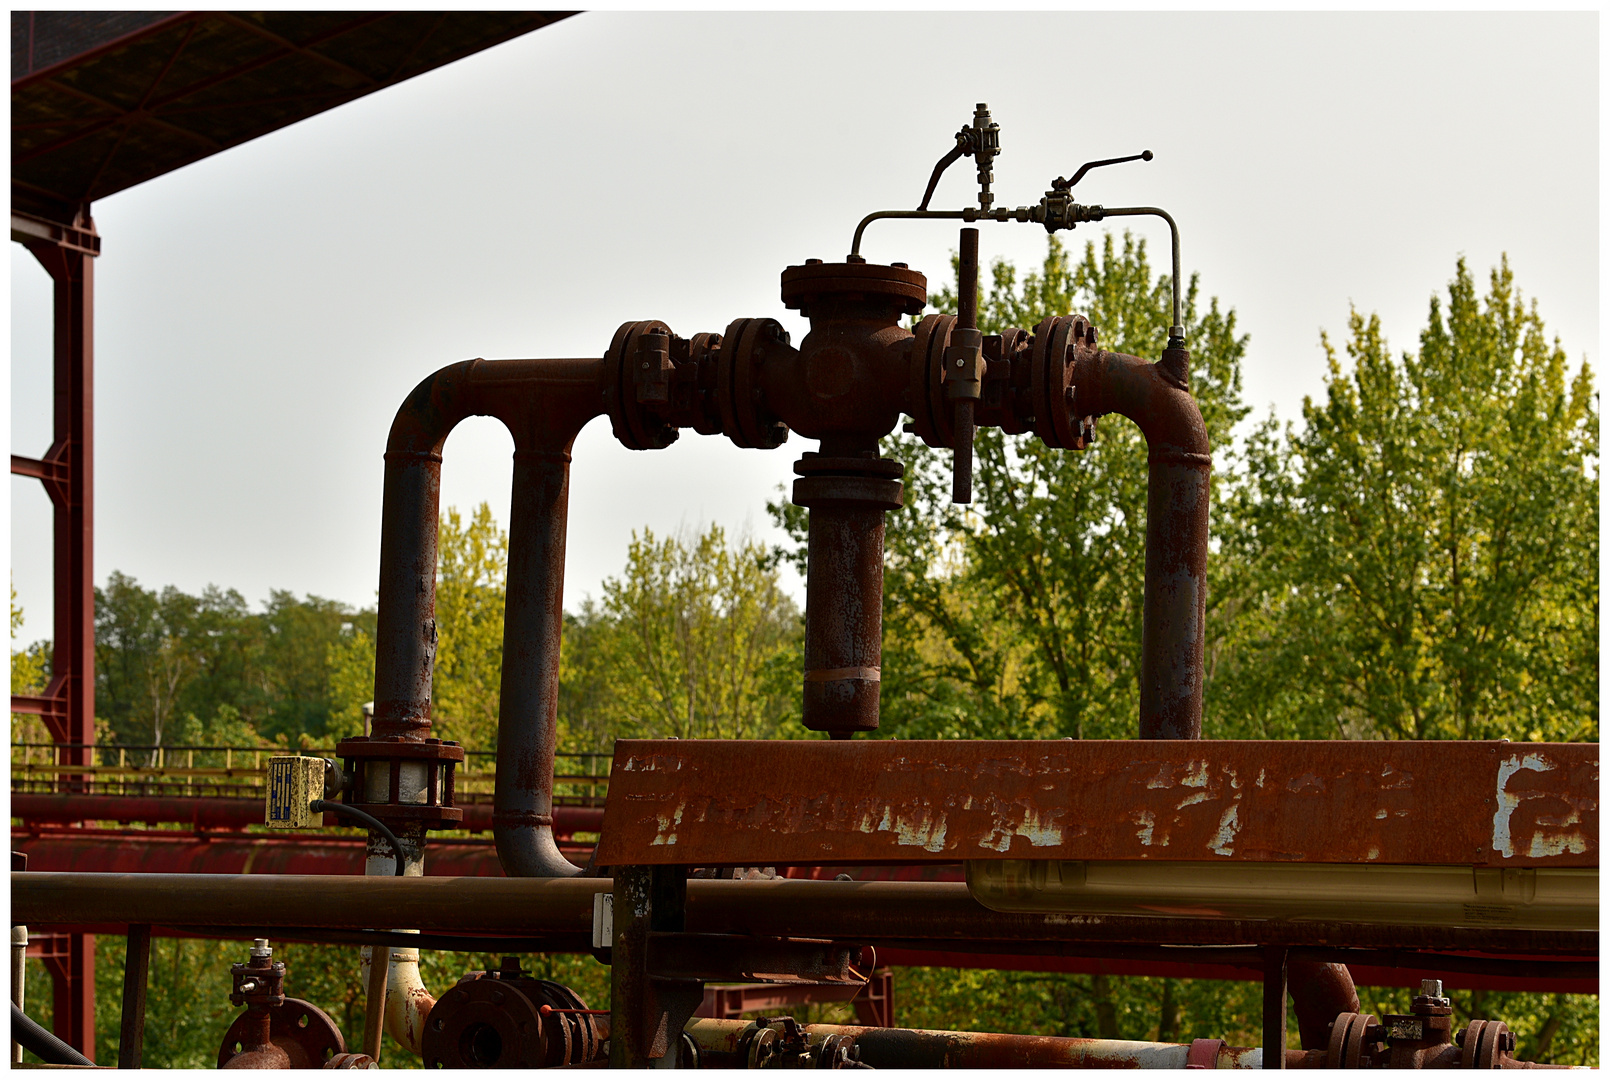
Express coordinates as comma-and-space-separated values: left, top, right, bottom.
334, 735, 465, 834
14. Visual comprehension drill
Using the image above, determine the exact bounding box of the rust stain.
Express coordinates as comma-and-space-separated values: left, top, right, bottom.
596, 739, 1599, 869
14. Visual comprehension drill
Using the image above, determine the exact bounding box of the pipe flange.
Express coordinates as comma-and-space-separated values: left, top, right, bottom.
1029, 314, 1098, 449
422, 975, 547, 1068
335, 736, 465, 831
1325, 1012, 1382, 1069
716, 318, 789, 449
1459, 1019, 1513, 1069
324, 1052, 377, 1069
989, 326, 1033, 435
906, 313, 955, 449
219, 998, 346, 1069
422, 965, 604, 1068
780, 261, 927, 320
605, 320, 681, 451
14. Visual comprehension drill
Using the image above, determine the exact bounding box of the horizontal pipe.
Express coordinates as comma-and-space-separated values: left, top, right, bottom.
9, 794, 604, 836
12, 874, 1597, 956
684, 1017, 1304, 1070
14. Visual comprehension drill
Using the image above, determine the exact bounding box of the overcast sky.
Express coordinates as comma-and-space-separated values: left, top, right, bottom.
9, 11, 1599, 647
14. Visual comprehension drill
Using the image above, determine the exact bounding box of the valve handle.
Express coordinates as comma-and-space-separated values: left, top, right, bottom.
917, 103, 1001, 213
1054, 149, 1152, 191
946, 228, 983, 504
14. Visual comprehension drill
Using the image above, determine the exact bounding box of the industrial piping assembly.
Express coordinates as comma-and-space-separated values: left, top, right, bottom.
10, 105, 1594, 1069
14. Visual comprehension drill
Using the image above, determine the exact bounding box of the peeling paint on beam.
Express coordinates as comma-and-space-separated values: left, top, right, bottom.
594, 740, 1598, 869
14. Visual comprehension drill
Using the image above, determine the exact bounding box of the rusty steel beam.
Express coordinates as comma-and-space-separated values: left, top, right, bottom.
593, 739, 1598, 868
13, 874, 1595, 956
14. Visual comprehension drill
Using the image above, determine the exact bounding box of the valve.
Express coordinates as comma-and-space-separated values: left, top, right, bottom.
218, 938, 349, 1069
421, 956, 607, 1068
917, 103, 1001, 213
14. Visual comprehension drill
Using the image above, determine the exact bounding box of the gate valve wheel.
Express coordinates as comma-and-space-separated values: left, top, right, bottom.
218, 998, 346, 1070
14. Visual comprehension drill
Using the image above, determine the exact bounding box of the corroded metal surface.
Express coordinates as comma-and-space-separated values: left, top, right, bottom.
684, 1017, 1300, 1069
595, 739, 1597, 867
17, 873, 1594, 955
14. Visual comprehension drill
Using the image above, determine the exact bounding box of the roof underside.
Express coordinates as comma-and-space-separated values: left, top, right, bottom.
12, 11, 573, 223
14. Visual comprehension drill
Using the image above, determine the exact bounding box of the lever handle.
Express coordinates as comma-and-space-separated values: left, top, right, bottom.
945, 228, 983, 504
1056, 149, 1152, 191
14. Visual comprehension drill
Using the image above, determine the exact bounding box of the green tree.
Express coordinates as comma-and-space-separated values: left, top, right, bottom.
10, 582, 52, 746
1212, 258, 1597, 741
589, 525, 802, 741
429, 503, 510, 751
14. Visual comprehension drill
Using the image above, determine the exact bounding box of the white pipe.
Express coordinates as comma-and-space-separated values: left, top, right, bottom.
11, 925, 27, 1064
359, 822, 436, 1060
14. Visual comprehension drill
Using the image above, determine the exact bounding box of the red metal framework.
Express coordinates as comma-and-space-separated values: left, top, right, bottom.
10, 203, 99, 1061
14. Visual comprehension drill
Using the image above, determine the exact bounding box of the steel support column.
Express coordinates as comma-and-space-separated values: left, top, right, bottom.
11, 205, 99, 1063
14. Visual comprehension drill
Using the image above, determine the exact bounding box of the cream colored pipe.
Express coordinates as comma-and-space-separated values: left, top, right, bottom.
360, 810, 437, 1061
358, 944, 436, 1056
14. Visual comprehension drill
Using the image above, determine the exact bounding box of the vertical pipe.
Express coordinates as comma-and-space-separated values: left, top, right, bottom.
362, 944, 390, 1064
371, 448, 443, 740
1138, 450, 1210, 738
953, 227, 979, 503
10, 926, 26, 1064
795, 464, 903, 737
610, 866, 654, 1068
494, 447, 581, 877
117, 924, 150, 1069
1262, 946, 1287, 1069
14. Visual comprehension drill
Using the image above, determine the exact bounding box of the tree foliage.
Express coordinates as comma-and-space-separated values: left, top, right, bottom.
1212, 258, 1597, 740
560, 525, 802, 748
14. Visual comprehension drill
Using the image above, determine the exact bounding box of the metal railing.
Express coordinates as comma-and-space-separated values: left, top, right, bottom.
9, 743, 613, 807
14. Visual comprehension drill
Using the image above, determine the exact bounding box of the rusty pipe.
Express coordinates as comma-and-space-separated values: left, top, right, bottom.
1073, 347, 1210, 739
16, 874, 1600, 958
1289, 960, 1360, 1050
374, 355, 604, 876
684, 1017, 1311, 1069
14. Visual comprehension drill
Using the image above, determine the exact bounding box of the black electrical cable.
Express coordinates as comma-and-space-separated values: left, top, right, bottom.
12, 1001, 94, 1067
310, 799, 406, 877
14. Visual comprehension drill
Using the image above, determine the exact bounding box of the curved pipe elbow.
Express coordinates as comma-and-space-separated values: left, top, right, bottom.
359, 946, 436, 1058
1078, 347, 1208, 459
494, 822, 581, 877
385, 948, 435, 1057
1076, 347, 1211, 740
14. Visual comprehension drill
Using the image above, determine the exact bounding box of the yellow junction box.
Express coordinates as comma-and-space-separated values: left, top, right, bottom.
265, 755, 325, 829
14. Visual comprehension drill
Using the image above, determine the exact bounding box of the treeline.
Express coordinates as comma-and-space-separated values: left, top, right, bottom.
9, 236, 1598, 1065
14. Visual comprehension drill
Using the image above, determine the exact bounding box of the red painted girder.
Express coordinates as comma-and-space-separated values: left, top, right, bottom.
10, 829, 587, 877
10, 793, 603, 837
595, 740, 1598, 868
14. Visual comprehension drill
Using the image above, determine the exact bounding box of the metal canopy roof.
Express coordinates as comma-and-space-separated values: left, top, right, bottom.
12, 11, 573, 223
